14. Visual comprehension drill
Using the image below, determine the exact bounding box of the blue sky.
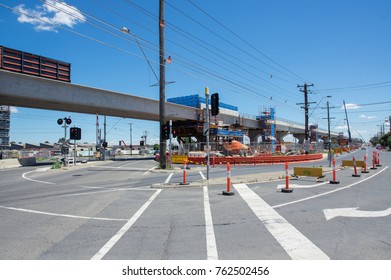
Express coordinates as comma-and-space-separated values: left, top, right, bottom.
1, 0, 391, 145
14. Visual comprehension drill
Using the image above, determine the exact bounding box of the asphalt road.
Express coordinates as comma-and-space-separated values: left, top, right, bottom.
0, 148, 390, 260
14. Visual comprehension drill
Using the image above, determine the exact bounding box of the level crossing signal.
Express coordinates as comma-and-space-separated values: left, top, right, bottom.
211, 93, 219, 116
70, 127, 81, 140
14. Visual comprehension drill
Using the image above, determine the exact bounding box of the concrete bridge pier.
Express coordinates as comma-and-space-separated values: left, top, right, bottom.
293, 133, 306, 144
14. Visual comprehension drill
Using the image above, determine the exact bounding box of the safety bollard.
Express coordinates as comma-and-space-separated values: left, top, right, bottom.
362, 154, 369, 173
352, 156, 361, 177
370, 151, 377, 170
222, 163, 234, 195
180, 159, 189, 185
376, 151, 382, 167
330, 158, 340, 184
281, 162, 293, 193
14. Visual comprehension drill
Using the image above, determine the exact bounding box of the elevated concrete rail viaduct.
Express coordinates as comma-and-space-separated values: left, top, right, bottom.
0, 70, 338, 143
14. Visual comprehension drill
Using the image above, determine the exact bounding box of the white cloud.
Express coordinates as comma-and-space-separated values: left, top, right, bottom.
335, 125, 348, 130
341, 103, 361, 110
14, 1, 85, 33
359, 114, 377, 119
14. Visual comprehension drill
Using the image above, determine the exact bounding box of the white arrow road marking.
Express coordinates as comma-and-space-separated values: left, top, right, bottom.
234, 183, 329, 260
324, 207, 391, 220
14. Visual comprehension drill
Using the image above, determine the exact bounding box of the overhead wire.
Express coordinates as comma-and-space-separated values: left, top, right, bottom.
120, 0, 303, 103
185, 0, 308, 83
5, 1, 305, 115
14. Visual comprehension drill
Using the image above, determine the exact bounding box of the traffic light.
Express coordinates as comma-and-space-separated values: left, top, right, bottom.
172, 128, 177, 138
162, 124, 169, 140
70, 127, 81, 140
211, 93, 219, 116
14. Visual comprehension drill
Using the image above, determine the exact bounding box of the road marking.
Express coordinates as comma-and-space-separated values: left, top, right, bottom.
143, 166, 157, 175
91, 189, 162, 260
272, 166, 389, 209
234, 183, 329, 260
164, 173, 174, 184
0, 205, 127, 221
324, 207, 391, 220
90, 166, 152, 171
199, 171, 206, 180
22, 169, 55, 185
57, 186, 155, 198
203, 186, 218, 260
276, 181, 328, 190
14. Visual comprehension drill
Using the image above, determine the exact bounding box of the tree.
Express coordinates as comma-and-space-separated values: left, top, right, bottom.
379, 132, 391, 150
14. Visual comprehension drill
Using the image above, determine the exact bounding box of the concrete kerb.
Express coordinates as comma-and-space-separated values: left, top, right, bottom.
0, 159, 22, 169
151, 165, 337, 189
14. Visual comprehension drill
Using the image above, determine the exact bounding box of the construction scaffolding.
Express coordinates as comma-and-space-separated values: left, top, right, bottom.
0, 105, 11, 149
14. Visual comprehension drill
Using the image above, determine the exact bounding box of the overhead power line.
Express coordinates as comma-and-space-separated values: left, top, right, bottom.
314, 81, 391, 93
186, 0, 307, 83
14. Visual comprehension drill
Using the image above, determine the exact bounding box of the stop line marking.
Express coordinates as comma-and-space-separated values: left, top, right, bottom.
234, 183, 329, 260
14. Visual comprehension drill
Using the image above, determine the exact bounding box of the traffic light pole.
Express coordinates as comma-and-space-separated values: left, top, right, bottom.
73, 138, 76, 166
205, 87, 210, 180
169, 120, 172, 169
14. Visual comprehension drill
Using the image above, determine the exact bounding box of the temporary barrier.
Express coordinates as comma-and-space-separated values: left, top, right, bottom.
292, 166, 325, 181
184, 153, 324, 165
172, 154, 188, 164
341, 160, 365, 168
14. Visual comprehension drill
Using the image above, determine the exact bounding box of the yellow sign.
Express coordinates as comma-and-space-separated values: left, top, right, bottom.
294, 167, 323, 177
172, 155, 188, 164
342, 160, 365, 167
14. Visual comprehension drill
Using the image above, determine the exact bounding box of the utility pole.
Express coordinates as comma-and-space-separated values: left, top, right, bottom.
297, 83, 314, 153
322, 101, 335, 167
103, 115, 106, 161
159, 0, 167, 169
343, 100, 352, 146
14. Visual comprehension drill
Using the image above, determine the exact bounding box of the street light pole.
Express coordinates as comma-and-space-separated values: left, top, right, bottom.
159, 0, 167, 169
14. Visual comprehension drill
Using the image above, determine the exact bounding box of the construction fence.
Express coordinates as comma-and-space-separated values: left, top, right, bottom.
169, 142, 325, 157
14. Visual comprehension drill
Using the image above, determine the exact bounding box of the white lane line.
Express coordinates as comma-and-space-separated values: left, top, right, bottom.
272, 166, 389, 209
0, 205, 127, 221
203, 186, 218, 260
234, 183, 329, 260
199, 171, 206, 180
57, 186, 155, 198
89, 166, 151, 171
143, 166, 157, 175
91, 189, 162, 260
165, 173, 174, 184
22, 169, 55, 185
